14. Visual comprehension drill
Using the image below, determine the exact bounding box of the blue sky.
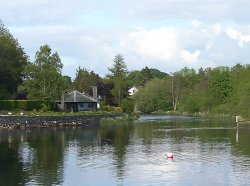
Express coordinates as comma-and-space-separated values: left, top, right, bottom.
1, 0, 250, 78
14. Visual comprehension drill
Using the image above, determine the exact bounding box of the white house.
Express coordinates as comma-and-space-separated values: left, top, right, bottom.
128, 86, 139, 96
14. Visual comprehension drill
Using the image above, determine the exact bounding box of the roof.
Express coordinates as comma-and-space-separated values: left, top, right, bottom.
64, 90, 97, 103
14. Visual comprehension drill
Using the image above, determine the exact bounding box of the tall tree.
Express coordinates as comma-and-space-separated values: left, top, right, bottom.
141, 66, 153, 85
96, 81, 115, 105
24, 44, 65, 100
210, 67, 232, 104
170, 73, 181, 111
107, 54, 128, 106
134, 78, 172, 113
73, 67, 100, 95
127, 67, 168, 87
0, 20, 28, 99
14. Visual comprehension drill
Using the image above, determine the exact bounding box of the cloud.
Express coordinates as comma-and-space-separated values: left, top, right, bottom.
225, 27, 250, 48
119, 21, 250, 73
122, 0, 250, 24
11, 20, 250, 77
2, 0, 250, 78
10, 25, 120, 77
180, 50, 200, 64
120, 27, 178, 61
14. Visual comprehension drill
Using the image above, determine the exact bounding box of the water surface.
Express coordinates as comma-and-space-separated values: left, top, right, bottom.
0, 115, 250, 185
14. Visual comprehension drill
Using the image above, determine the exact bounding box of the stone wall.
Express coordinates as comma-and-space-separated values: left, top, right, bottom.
0, 114, 122, 128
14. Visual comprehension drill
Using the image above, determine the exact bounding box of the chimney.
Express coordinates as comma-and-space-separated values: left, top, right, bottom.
92, 86, 98, 100
61, 90, 65, 111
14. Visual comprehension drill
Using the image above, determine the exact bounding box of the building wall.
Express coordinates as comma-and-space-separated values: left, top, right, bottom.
77, 102, 97, 111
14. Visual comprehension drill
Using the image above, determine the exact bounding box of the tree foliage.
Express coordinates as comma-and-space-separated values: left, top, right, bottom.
97, 81, 115, 106
24, 44, 65, 100
210, 67, 232, 104
134, 78, 172, 113
73, 67, 100, 95
107, 54, 128, 106
127, 67, 168, 87
0, 21, 28, 99
133, 65, 250, 117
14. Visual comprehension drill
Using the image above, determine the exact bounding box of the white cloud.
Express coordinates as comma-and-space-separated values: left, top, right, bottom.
191, 20, 222, 49
122, 0, 250, 24
191, 20, 202, 29
2, 0, 250, 77
120, 27, 178, 61
225, 27, 250, 48
180, 50, 200, 64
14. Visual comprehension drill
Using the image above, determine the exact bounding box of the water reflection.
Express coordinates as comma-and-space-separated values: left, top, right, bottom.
0, 116, 250, 185
101, 126, 132, 179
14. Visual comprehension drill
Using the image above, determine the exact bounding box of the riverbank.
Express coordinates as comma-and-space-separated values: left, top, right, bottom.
151, 110, 236, 118
0, 114, 123, 129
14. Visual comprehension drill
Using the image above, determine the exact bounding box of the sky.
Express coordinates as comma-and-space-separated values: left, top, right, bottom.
1, 0, 250, 78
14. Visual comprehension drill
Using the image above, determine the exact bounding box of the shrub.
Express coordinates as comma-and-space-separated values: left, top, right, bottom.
121, 99, 134, 113
100, 105, 123, 113
0, 100, 53, 111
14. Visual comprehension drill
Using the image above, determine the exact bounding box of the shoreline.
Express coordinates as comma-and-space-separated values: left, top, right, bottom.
0, 114, 123, 129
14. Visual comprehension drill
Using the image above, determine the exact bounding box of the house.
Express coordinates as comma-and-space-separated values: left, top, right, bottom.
128, 86, 139, 96
57, 87, 98, 112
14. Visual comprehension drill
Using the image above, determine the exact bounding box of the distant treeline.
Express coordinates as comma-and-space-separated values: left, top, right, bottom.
133, 65, 250, 117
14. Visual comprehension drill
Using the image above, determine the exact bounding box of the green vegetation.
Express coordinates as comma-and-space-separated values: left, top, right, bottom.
24, 44, 66, 100
134, 65, 250, 118
73, 67, 101, 95
0, 21, 28, 99
127, 66, 168, 87
0, 100, 51, 111
100, 105, 123, 113
106, 54, 128, 107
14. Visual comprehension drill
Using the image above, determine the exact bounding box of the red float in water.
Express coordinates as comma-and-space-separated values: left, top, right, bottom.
167, 152, 173, 159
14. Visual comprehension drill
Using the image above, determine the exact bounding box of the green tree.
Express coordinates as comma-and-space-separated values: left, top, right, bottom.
170, 73, 182, 111
0, 20, 28, 99
134, 78, 172, 113
229, 64, 250, 117
107, 54, 128, 106
126, 70, 144, 87
210, 67, 232, 104
24, 44, 65, 100
141, 66, 153, 85
127, 67, 168, 87
73, 67, 100, 95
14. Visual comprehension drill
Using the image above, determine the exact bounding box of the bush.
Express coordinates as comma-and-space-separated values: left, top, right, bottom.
100, 105, 123, 113
0, 100, 53, 111
179, 94, 200, 113
121, 99, 134, 113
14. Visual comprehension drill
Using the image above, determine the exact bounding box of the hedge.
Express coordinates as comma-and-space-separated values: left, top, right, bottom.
100, 105, 123, 113
0, 100, 53, 111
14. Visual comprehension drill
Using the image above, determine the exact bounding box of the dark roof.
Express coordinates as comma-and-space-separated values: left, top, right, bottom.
64, 90, 97, 103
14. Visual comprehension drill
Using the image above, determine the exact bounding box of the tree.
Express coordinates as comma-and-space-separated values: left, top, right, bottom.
210, 67, 232, 104
229, 64, 250, 117
107, 54, 128, 106
126, 70, 144, 87
141, 66, 153, 85
127, 67, 168, 87
24, 44, 65, 100
134, 78, 172, 113
96, 81, 115, 106
170, 73, 181, 111
0, 20, 28, 99
73, 67, 100, 95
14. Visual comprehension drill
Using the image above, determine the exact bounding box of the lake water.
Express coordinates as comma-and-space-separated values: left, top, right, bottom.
0, 115, 250, 186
